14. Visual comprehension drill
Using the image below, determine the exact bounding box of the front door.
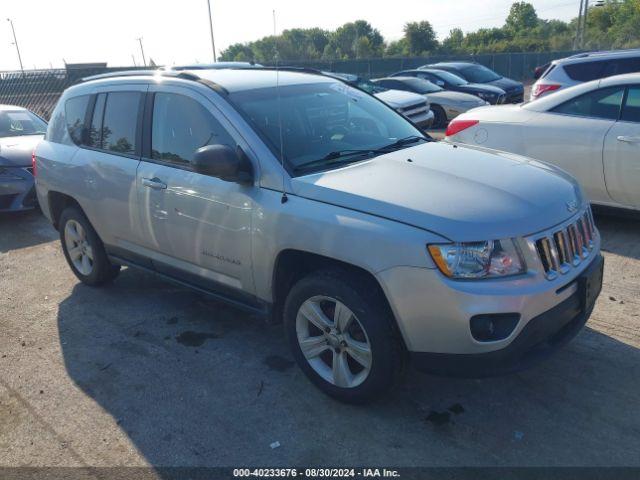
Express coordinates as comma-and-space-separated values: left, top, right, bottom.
524, 86, 626, 205
603, 85, 640, 209
136, 86, 256, 296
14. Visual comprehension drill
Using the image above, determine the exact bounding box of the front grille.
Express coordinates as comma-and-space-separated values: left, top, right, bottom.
535, 207, 596, 280
399, 102, 429, 119
497, 94, 507, 104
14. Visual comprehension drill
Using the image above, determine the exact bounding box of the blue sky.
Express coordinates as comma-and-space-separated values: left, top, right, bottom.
1, 0, 580, 71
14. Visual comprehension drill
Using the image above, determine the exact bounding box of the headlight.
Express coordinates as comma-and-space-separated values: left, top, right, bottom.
428, 239, 525, 279
476, 92, 495, 101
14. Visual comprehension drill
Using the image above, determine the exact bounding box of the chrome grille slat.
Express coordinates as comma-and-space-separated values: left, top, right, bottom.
534, 207, 596, 280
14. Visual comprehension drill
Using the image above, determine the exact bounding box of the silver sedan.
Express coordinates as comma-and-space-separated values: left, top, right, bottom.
372, 76, 488, 128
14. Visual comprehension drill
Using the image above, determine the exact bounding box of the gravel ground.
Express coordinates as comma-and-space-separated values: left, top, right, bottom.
1, 206, 639, 469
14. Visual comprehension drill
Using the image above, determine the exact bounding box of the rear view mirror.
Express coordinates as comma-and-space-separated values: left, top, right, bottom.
192, 144, 254, 184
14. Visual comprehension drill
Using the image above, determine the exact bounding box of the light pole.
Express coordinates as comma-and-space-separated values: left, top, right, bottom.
7, 18, 24, 73
136, 37, 147, 66
206, 0, 217, 62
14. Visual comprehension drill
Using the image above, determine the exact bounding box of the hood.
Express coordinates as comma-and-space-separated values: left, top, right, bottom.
427, 90, 487, 107
375, 89, 427, 109
291, 141, 583, 242
0, 134, 43, 166
461, 83, 506, 95
485, 77, 523, 93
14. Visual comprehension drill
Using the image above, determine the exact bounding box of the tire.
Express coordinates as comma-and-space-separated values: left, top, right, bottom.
431, 105, 447, 129
283, 269, 403, 404
59, 206, 120, 286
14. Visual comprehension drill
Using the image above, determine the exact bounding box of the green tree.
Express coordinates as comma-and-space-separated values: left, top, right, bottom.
505, 1, 539, 34
403, 21, 438, 55
441, 28, 465, 53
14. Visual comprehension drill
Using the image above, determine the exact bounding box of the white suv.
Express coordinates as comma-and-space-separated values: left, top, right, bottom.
532, 49, 640, 100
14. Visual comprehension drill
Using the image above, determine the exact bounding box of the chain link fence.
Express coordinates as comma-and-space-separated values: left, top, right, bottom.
0, 66, 148, 120
278, 50, 580, 81
0, 51, 580, 120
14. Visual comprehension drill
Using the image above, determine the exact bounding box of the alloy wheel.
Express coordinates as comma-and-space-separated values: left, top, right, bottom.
64, 219, 94, 276
295, 295, 372, 388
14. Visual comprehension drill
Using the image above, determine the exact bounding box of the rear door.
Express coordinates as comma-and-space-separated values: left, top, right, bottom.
70, 85, 147, 253
524, 86, 625, 205
136, 85, 256, 296
603, 85, 640, 209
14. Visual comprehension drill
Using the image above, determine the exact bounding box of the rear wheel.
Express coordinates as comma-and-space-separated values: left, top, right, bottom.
432, 105, 447, 129
59, 206, 120, 286
284, 269, 403, 404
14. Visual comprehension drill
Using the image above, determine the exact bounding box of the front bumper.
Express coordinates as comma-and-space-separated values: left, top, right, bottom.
0, 166, 37, 212
411, 254, 603, 377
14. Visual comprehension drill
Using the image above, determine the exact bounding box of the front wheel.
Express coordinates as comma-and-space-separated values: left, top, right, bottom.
431, 105, 447, 129
59, 206, 120, 286
284, 269, 403, 404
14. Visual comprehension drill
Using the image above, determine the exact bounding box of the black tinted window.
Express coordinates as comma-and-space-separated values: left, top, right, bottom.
102, 92, 141, 154
621, 86, 640, 123
552, 87, 625, 120
607, 57, 640, 76
564, 60, 608, 82
65, 95, 90, 145
87, 93, 106, 148
151, 93, 234, 165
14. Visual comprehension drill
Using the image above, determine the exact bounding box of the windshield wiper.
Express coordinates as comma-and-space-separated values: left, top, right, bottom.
293, 149, 379, 173
293, 136, 429, 174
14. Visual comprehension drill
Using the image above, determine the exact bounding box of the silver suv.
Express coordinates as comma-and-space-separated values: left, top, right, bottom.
532, 49, 640, 100
35, 68, 603, 403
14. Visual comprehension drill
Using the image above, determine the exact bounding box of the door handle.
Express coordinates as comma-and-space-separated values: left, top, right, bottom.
617, 136, 640, 144
141, 177, 167, 190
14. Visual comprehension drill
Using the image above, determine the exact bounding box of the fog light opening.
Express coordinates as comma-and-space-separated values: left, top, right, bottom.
470, 314, 520, 342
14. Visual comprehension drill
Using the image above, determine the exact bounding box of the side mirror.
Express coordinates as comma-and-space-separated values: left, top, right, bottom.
192, 144, 254, 184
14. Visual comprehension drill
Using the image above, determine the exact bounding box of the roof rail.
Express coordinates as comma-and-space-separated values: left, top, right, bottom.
568, 48, 640, 59
80, 69, 200, 83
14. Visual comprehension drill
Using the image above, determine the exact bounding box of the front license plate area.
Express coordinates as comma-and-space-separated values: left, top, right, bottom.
579, 256, 604, 312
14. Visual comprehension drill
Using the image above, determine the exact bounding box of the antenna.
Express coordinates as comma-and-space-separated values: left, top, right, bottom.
274, 9, 287, 204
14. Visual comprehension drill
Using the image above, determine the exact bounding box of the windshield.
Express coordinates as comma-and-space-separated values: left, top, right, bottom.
228, 81, 424, 175
0, 110, 47, 137
431, 70, 468, 86
460, 65, 502, 83
401, 78, 443, 94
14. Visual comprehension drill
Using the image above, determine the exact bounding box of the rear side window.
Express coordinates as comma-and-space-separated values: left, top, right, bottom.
621, 86, 640, 123
552, 87, 625, 120
151, 93, 234, 166
64, 95, 90, 145
564, 60, 608, 82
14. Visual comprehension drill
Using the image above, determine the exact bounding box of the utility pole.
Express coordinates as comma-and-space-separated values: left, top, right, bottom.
273, 9, 277, 36
136, 37, 147, 66
206, 0, 217, 62
574, 0, 584, 49
582, 0, 589, 48
7, 18, 24, 73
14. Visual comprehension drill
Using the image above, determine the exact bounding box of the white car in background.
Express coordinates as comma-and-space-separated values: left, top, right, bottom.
446, 73, 640, 212
531, 49, 640, 100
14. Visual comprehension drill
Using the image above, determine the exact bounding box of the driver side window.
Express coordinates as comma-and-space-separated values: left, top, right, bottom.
151, 93, 234, 166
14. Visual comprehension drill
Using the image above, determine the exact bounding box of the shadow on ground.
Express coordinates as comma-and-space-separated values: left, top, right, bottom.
56, 265, 640, 468
0, 210, 57, 253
